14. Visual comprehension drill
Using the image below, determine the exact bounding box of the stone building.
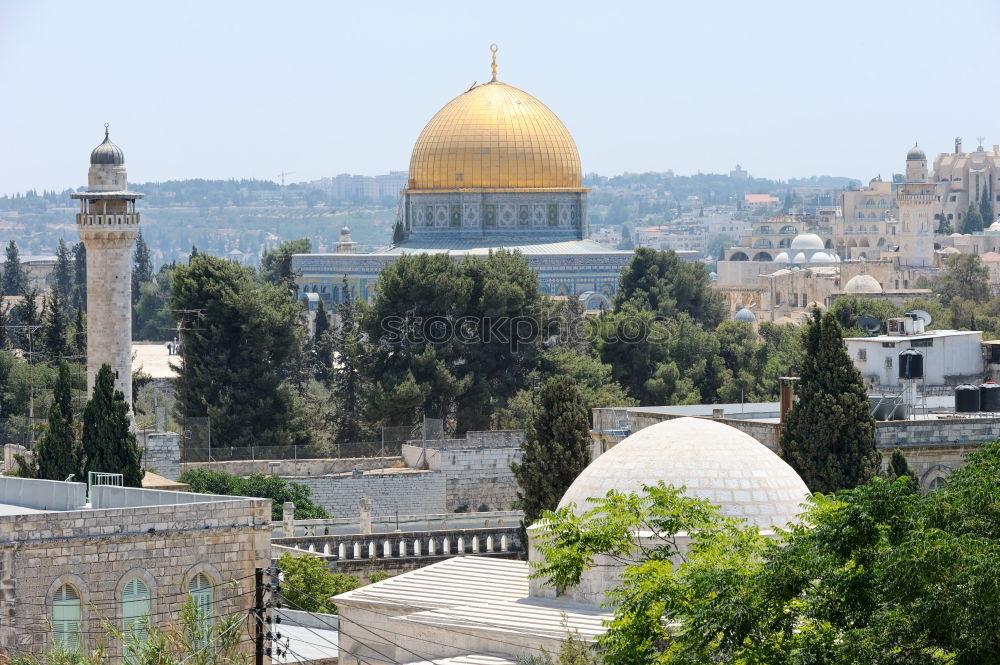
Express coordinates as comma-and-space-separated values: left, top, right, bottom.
293, 47, 633, 303
70, 125, 142, 405
0, 476, 270, 656
933, 137, 1000, 225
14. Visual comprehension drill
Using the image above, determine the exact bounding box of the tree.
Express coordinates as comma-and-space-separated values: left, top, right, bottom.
170, 254, 303, 449
329, 286, 367, 443
41, 288, 69, 362
54, 238, 73, 311
511, 375, 591, 526
278, 552, 361, 614
937, 214, 954, 235
260, 237, 311, 292
2, 240, 27, 296
780, 308, 879, 492
980, 185, 995, 228
12, 288, 40, 353
616, 224, 634, 250
828, 295, 899, 335
33, 361, 79, 482
886, 447, 918, 492
392, 220, 405, 244
614, 247, 726, 328
81, 364, 142, 487
311, 298, 332, 380
71, 307, 86, 357
72, 241, 86, 311
935, 252, 991, 304
962, 202, 984, 234
133, 263, 175, 341
131, 230, 153, 340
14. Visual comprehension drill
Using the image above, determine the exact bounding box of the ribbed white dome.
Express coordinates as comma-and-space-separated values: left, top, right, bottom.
844, 274, 883, 293
558, 417, 810, 529
790, 233, 825, 250
773, 251, 790, 263
792, 251, 807, 263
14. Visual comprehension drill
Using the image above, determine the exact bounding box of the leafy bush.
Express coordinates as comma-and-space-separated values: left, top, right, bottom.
178, 468, 330, 520
278, 552, 361, 614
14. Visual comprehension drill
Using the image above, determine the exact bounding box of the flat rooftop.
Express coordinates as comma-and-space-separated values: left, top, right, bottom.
0, 476, 246, 513
844, 329, 982, 342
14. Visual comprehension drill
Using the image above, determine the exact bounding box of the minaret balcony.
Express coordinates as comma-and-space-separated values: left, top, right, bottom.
76, 213, 141, 227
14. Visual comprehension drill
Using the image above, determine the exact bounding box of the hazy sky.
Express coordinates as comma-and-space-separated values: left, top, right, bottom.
2, 0, 998, 195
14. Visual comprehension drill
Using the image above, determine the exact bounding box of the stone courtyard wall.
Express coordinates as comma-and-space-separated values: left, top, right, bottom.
291, 469, 445, 519
140, 431, 180, 480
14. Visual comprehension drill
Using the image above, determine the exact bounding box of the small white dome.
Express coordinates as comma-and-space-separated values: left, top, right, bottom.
558, 417, 810, 530
810, 251, 834, 263
988, 222, 1000, 232
844, 274, 883, 293
790, 233, 825, 250
735, 308, 756, 322
792, 251, 807, 263
773, 251, 790, 263
939, 246, 960, 255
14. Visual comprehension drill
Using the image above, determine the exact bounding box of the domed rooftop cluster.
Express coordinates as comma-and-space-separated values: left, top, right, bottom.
90, 124, 124, 165
774, 234, 840, 265
558, 417, 810, 530
907, 143, 926, 161
844, 273, 883, 294
407, 80, 582, 190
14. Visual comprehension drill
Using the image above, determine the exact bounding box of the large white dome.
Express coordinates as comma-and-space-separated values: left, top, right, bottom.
558, 417, 810, 530
844, 274, 883, 294
790, 233, 825, 250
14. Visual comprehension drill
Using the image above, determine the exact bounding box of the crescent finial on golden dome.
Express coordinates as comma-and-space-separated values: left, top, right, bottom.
490, 43, 498, 82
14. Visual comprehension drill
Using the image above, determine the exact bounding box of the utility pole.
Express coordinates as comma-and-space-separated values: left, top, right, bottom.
254, 567, 265, 665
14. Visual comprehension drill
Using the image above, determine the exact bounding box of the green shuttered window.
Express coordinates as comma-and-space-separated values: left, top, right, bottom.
52, 584, 82, 651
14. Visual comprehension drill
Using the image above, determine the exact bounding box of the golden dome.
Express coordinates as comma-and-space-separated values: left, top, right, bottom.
407, 81, 583, 190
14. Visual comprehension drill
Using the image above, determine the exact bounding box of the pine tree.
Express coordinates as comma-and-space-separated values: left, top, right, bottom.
0, 290, 10, 351
511, 375, 592, 525
41, 288, 69, 361
81, 363, 143, 487
13, 288, 41, 353
330, 285, 365, 443
886, 448, 918, 492
312, 298, 332, 382
72, 241, 87, 311
2, 240, 27, 296
980, 186, 995, 229
962, 203, 984, 234
71, 307, 86, 357
54, 238, 73, 311
34, 361, 79, 481
616, 224, 635, 250
779, 308, 879, 493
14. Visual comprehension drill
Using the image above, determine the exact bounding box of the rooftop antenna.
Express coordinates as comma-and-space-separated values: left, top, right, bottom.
977, 136, 986, 151
490, 43, 498, 82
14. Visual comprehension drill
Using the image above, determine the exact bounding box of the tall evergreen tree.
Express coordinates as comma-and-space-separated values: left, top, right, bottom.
614, 247, 726, 328
886, 448, 918, 492
132, 230, 153, 307
13, 288, 41, 354
71, 307, 86, 357
81, 363, 142, 487
511, 375, 592, 525
54, 238, 74, 311
41, 289, 69, 361
0, 290, 10, 350
34, 361, 79, 481
392, 220, 405, 245
2, 240, 27, 296
779, 308, 879, 493
72, 241, 87, 311
330, 285, 366, 443
962, 203, 984, 234
980, 186, 995, 228
312, 298, 332, 382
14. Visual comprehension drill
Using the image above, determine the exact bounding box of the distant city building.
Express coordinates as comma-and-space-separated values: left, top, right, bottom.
934, 138, 1000, 225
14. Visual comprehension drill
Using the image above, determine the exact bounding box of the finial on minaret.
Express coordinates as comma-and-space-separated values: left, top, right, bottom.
104, 122, 110, 140
490, 43, 498, 82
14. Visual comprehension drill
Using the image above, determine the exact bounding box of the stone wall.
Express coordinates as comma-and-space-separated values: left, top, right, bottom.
141, 432, 180, 480
179, 456, 402, 479
0, 494, 270, 656
291, 469, 445, 519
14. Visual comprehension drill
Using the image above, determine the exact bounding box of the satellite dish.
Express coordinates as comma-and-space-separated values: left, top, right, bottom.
908, 309, 933, 327
857, 315, 881, 336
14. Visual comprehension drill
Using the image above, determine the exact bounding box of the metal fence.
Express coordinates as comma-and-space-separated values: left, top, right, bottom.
0, 418, 35, 451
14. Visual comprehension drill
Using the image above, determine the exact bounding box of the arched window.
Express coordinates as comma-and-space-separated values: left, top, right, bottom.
122, 579, 151, 644
188, 573, 213, 638
53, 584, 82, 651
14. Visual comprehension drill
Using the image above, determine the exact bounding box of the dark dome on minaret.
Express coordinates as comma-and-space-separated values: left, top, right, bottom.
90, 124, 125, 165
906, 143, 926, 161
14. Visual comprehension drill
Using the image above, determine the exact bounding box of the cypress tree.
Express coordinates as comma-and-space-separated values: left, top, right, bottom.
41, 288, 69, 361
54, 238, 73, 311
132, 231, 153, 307
81, 364, 143, 487
13, 288, 41, 353
886, 447, 918, 492
780, 308, 879, 493
330, 284, 365, 443
511, 375, 592, 525
962, 204, 984, 234
72, 241, 87, 311
392, 220, 405, 245
980, 186, 995, 229
72, 307, 86, 358
34, 361, 79, 481
2, 240, 27, 296
312, 298, 332, 382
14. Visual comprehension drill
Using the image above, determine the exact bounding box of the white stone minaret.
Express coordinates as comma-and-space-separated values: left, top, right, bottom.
70, 125, 143, 406
896, 143, 937, 268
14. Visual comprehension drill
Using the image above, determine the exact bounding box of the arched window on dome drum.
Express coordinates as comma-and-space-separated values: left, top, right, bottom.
188, 573, 214, 645
122, 578, 151, 649
779, 225, 796, 234
53, 584, 82, 651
